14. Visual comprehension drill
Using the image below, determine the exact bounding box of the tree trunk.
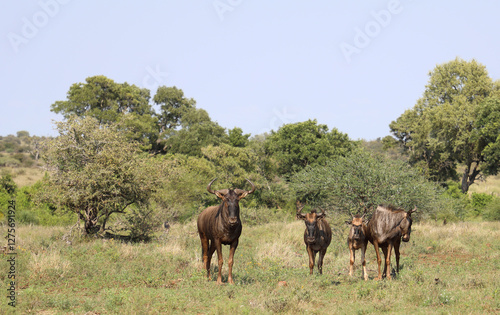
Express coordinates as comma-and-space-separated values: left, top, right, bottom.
461, 162, 480, 193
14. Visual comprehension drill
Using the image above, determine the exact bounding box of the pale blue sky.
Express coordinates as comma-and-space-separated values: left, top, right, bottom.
1, 1, 499, 140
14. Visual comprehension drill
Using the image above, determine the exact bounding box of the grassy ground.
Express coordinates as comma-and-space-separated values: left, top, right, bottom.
0, 166, 45, 187
469, 174, 500, 197
1, 219, 498, 314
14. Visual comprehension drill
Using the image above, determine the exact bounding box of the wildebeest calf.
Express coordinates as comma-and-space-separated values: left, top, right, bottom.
367, 204, 417, 280
297, 207, 332, 275
347, 213, 369, 280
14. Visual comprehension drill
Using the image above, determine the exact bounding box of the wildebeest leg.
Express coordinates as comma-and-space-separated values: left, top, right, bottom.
200, 235, 211, 279
349, 246, 355, 277
215, 240, 224, 285
206, 241, 216, 280
361, 244, 368, 281
394, 238, 401, 274
227, 239, 239, 284
373, 241, 382, 280
349, 245, 355, 277
307, 246, 315, 275
381, 246, 389, 279
386, 243, 393, 279
318, 249, 326, 275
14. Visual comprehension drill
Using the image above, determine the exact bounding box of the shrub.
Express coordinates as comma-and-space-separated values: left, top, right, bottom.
482, 196, 500, 221
470, 192, 494, 216
0, 174, 17, 195
291, 149, 442, 218
0, 156, 21, 167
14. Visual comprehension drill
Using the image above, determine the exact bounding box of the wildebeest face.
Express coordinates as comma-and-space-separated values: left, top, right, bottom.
297, 211, 325, 244
400, 217, 412, 242
349, 216, 365, 241
216, 189, 241, 225
305, 221, 317, 243
400, 212, 414, 242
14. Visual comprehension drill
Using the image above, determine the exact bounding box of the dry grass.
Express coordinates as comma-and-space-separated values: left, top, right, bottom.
0, 166, 45, 187
1, 220, 498, 314
468, 174, 500, 197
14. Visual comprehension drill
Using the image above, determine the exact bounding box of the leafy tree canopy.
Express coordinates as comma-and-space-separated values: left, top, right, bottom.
160, 108, 228, 156
40, 116, 166, 235
51, 75, 158, 150
291, 149, 441, 218
390, 58, 498, 192
153, 86, 196, 132
473, 97, 500, 176
228, 127, 250, 147
264, 119, 355, 177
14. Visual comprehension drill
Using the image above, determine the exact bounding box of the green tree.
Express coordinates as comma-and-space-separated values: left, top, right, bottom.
153, 86, 196, 132
40, 117, 166, 235
16, 131, 30, 138
291, 149, 441, 217
160, 108, 228, 156
228, 127, 250, 147
201, 143, 258, 184
390, 58, 497, 192
264, 119, 355, 176
473, 97, 500, 176
51, 75, 158, 150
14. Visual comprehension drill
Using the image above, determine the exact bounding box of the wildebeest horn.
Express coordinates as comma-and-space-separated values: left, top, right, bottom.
245, 178, 256, 194
207, 178, 217, 194
409, 206, 417, 214
318, 207, 326, 216
296, 204, 306, 220
297, 205, 304, 214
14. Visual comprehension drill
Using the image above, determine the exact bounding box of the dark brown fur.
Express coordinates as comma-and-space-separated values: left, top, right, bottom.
366, 204, 416, 280
297, 208, 332, 275
347, 214, 369, 280
197, 178, 255, 284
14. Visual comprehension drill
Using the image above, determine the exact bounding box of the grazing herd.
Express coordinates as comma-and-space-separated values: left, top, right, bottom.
197, 179, 417, 284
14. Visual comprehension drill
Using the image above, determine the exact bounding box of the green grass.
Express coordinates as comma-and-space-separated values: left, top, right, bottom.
0, 220, 499, 314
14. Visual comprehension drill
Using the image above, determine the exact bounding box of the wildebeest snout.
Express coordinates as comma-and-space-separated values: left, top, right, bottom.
228, 217, 238, 225
402, 234, 410, 242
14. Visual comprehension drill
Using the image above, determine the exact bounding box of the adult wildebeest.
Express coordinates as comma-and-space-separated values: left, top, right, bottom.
347, 213, 369, 280
367, 204, 417, 280
197, 178, 255, 284
297, 207, 332, 275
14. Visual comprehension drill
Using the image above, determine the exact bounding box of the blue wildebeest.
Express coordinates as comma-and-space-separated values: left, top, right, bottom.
197, 178, 255, 284
347, 213, 369, 280
367, 204, 417, 280
297, 207, 332, 275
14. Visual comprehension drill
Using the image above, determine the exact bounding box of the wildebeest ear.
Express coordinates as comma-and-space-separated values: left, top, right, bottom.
345, 220, 352, 225
238, 191, 249, 200
296, 213, 306, 220
234, 189, 248, 200
215, 191, 225, 199
215, 189, 229, 200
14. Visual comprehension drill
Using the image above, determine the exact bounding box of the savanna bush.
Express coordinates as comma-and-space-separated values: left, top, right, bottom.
470, 192, 494, 216
291, 149, 443, 219
482, 196, 500, 221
